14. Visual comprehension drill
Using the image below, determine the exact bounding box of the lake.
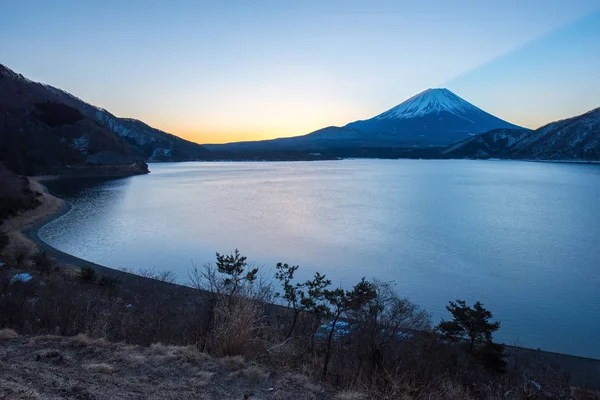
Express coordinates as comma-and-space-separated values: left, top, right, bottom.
40, 160, 600, 358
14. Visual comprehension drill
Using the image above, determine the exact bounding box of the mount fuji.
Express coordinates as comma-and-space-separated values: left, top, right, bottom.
344, 88, 523, 146
206, 88, 523, 153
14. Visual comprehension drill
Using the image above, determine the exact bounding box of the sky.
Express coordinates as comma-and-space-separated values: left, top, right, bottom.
1, 0, 599, 144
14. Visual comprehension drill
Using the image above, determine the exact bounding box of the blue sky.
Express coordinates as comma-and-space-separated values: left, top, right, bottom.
1, 0, 599, 143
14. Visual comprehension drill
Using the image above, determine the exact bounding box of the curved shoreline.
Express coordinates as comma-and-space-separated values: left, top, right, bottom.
22, 179, 114, 273
18, 178, 197, 290
11, 177, 600, 389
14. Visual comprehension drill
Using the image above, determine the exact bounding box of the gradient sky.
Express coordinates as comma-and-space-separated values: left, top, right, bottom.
2, 1, 599, 144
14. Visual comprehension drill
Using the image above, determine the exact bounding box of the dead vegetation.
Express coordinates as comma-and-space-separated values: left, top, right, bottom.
0, 242, 598, 398
0, 332, 336, 400
0, 328, 19, 341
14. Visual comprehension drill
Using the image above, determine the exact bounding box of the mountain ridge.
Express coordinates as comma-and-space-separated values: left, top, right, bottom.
0, 64, 142, 174
43, 82, 209, 161
0, 63, 213, 173
208, 88, 523, 153
345, 88, 523, 146
443, 107, 600, 161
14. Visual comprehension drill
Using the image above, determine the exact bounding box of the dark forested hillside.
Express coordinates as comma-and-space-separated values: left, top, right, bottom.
0, 65, 142, 174
442, 108, 600, 161
0, 64, 208, 175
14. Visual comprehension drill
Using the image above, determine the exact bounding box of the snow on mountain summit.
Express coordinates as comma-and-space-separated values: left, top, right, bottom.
344, 88, 523, 146
375, 88, 483, 120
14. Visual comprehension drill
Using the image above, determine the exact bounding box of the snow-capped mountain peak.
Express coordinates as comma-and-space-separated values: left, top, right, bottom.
344, 88, 523, 145
375, 88, 483, 120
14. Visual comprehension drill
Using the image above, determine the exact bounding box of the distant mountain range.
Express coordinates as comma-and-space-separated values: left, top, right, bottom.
0, 64, 208, 174
444, 108, 600, 161
1, 63, 599, 170
206, 88, 523, 152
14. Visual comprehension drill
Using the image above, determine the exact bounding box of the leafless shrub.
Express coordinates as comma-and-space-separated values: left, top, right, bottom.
206, 296, 265, 357
136, 267, 177, 284
6, 241, 32, 267
188, 259, 273, 304
328, 281, 431, 388
0, 249, 586, 399
32, 251, 54, 276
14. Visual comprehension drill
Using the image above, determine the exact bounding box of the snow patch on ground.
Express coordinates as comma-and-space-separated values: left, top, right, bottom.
95, 111, 155, 146
11, 273, 33, 284
150, 148, 173, 160
71, 135, 90, 153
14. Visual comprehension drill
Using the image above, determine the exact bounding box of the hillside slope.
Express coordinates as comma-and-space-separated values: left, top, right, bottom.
511, 108, 600, 161
443, 128, 532, 159
0, 65, 145, 175
443, 108, 600, 161
0, 333, 335, 400
47, 86, 210, 161
0, 64, 208, 174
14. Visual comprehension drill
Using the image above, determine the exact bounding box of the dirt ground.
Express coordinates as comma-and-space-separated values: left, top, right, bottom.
0, 331, 345, 400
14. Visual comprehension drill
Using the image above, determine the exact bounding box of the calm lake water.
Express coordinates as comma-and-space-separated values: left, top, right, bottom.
40, 160, 600, 358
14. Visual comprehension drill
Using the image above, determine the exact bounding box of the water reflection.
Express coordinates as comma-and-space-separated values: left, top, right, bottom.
39, 160, 600, 358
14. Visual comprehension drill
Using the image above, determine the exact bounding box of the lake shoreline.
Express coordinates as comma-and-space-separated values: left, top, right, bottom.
19, 177, 208, 292
13, 172, 600, 390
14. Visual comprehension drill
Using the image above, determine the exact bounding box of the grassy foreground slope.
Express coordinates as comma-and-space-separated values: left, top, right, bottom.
0, 331, 341, 400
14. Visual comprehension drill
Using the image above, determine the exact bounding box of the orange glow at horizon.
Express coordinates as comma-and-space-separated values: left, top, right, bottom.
145, 100, 555, 145
174, 127, 318, 145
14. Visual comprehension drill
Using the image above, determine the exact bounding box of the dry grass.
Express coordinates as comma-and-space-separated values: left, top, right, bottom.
195, 370, 215, 387
0, 328, 19, 341
0, 379, 40, 400
68, 333, 106, 347
0, 334, 337, 399
111, 342, 211, 368
220, 355, 246, 370
85, 363, 114, 374
334, 391, 368, 400
289, 373, 324, 393
208, 297, 264, 357
231, 365, 270, 383
146, 343, 209, 362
